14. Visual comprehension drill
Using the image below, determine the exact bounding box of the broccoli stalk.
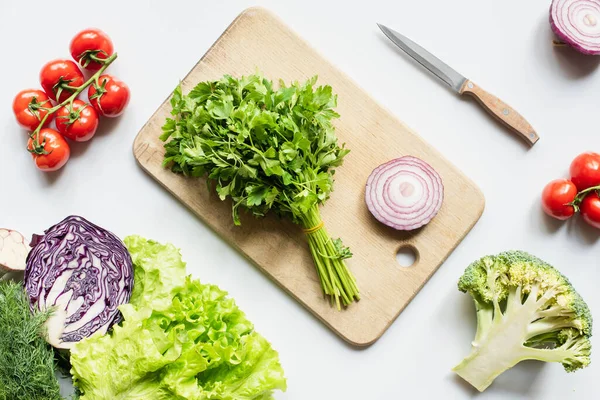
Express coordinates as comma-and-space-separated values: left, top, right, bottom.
453, 251, 592, 392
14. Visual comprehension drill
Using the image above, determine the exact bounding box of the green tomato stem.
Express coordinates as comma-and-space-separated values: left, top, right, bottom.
569, 184, 600, 212
89, 53, 110, 63
29, 53, 118, 149
575, 185, 600, 201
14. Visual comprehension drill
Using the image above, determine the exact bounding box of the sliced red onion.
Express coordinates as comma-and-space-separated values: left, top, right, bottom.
24, 216, 133, 349
365, 156, 444, 230
550, 0, 600, 55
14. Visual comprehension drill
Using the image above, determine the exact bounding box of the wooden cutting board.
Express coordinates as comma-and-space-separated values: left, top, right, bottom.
133, 7, 484, 346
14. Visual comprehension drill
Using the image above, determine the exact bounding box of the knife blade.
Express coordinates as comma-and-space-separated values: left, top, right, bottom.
377, 23, 539, 146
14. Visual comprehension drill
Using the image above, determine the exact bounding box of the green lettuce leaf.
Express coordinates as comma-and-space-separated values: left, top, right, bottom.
125, 235, 187, 312
196, 332, 289, 400
70, 236, 286, 400
70, 315, 183, 400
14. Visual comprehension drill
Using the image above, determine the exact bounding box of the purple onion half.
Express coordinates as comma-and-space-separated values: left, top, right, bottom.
550, 0, 600, 55
365, 156, 444, 231
24, 216, 133, 349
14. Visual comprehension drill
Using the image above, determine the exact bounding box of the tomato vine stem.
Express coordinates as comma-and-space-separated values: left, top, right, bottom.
569, 184, 600, 212
29, 53, 118, 152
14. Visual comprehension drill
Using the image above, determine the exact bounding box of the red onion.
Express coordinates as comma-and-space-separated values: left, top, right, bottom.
550, 0, 600, 55
365, 156, 444, 230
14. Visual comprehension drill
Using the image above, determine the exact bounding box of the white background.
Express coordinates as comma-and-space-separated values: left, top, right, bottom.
1, 0, 599, 399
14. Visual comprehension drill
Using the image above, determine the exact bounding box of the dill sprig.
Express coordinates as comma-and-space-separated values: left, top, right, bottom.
0, 281, 62, 400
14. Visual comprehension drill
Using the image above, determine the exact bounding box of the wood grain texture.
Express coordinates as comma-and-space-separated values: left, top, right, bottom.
459, 80, 539, 146
133, 7, 485, 346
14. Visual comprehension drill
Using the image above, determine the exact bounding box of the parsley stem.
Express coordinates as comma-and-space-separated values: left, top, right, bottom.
301, 206, 360, 309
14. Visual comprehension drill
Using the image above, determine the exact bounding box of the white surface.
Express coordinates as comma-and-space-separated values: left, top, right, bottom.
0, 0, 598, 398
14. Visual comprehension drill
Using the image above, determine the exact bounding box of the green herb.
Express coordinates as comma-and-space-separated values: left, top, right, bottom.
160, 74, 360, 308
71, 236, 286, 400
0, 281, 61, 400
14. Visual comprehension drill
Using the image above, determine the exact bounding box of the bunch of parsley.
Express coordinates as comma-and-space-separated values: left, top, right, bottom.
161, 74, 359, 308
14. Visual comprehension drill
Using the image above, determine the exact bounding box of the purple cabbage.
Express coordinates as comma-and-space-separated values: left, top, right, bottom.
24, 216, 133, 349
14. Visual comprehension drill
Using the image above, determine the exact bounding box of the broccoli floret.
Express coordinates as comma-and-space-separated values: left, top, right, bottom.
453, 250, 592, 392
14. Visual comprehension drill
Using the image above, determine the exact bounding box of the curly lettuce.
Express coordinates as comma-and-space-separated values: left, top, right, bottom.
70, 236, 286, 400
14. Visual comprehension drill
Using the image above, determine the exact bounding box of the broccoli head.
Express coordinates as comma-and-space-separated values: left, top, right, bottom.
453, 250, 592, 392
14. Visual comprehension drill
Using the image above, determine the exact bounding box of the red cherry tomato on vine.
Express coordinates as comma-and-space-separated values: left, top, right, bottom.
88, 75, 130, 117
27, 128, 70, 172
541, 179, 577, 220
39, 59, 84, 102
12, 89, 54, 131
580, 193, 600, 229
55, 100, 99, 142
570, 152, 600, 191
70, 28, 114, 71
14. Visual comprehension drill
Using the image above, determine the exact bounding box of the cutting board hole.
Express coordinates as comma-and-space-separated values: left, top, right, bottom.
396, 246, 418, 268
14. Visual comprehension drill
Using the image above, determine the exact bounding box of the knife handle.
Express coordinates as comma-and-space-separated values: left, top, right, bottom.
459, 80, 539, 146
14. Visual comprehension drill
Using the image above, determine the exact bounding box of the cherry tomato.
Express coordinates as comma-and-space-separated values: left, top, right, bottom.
55, 100, 99, 142
27, 128, 70, 172
570, 152, 600, 191
88, 75, 130, 117
12, 89, 54, 131
70, 28, 114, 71
541, 179, 577, 220
39, 59, 84, 102
580, 193, 600, 229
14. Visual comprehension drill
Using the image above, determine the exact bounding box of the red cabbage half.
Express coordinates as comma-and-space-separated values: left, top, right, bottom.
24, 216, 133, 349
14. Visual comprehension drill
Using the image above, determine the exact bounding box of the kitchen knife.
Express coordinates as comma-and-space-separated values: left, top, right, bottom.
377, 23, 539, 146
